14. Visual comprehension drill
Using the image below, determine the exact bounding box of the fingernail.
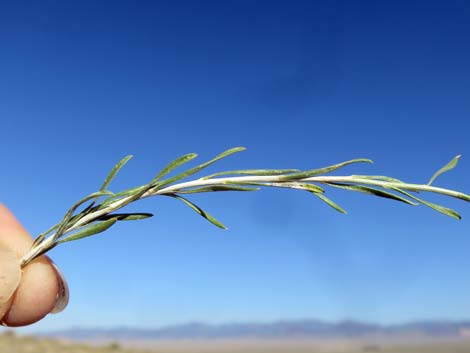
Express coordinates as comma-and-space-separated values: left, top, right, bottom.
50, 261, 69, 314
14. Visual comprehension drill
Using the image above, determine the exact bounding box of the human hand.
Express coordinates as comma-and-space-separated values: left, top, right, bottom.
0, 204, 64, 327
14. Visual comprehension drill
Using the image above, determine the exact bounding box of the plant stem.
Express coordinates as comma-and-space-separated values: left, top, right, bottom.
19, 151, 470, 268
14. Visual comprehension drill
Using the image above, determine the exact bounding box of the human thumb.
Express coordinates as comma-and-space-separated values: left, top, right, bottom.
0, 245, 21, 320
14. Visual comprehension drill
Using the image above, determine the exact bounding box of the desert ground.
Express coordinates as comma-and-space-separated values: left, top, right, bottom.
3, 331, 470, 353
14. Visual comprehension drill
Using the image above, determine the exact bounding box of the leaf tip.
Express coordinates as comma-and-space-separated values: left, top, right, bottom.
427, 154, 462, 185
232, 146, 246, 153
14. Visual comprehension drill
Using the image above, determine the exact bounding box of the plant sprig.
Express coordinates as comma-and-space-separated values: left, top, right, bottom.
20, 148, 469, 268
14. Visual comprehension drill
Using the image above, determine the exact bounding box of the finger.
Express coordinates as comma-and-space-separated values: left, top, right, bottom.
0, 246, 21, 319
0, 204, 59, 326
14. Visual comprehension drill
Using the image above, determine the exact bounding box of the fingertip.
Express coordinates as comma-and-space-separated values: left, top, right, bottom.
0, 247, 21, 320
2, 257, 59, 327
0, 204, 61, 326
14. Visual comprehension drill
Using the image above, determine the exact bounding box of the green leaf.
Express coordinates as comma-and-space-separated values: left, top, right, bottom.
270, 182, 325, 193
392, 188, 462, 220
32, 222, 60, 248
114, 185, 148, 197
152, 153, 198, 183
202, 169, 300, 179
428, 155, 461, 185
53, 191, 114, 241
100, 155, 133, 191
351, 175, 403, 183
313, 193, 347, 214
31, 233, 46, 248
223, 180, 325, 193
98, 185, 149, 208
296, 183, 325, 193
280, 158, 373, 181
170, 195, 227, 229
157, 147, 246, 188
71, 191, 114, 210
98, 213, 154, 221
58, 218, 118, 244
178, 185, 260, 194
326, 183, 417, 205
81, 201, 96, 214
98, 183, 155, 211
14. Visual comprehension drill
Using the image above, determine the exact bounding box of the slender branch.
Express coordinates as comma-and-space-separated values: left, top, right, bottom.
19, 148, 469, 269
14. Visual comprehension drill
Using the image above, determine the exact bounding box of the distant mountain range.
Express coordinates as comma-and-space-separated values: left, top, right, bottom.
41, 320, 470, 340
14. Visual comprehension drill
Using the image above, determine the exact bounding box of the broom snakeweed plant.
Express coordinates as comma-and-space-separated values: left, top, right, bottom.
16, 147, 470, 312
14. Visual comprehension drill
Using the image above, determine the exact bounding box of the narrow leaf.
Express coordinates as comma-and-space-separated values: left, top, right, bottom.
58, 218, 118, 244
313, 193, 347, 214
202, 169, 300, 179
99, 185, 149, 208
31, 222, 60, 248
97, 183, 155, 211
428, 155, 461, 185
31, 233, 47, 248
157, 147, 246, 188
170, 195, 227, 229
270, 182, 325, 193
100, 155, 133, 191
280, 158, 373, 181
392, 188, 461, 220
152, 153, 198, 183
297, 183, 325, 193
178, 185, 260, 194
351, 175, 403, 183
224, 180, 325, 193
53, 190, 114, 241
326, 183, 417, 205
81, 201, 96, 214
98, 213, 154, 221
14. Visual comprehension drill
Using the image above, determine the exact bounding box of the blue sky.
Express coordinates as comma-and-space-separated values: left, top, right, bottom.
1, 1, 469, 331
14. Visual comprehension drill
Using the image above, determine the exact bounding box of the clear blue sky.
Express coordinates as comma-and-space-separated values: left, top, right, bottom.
1, 1, 469, 332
